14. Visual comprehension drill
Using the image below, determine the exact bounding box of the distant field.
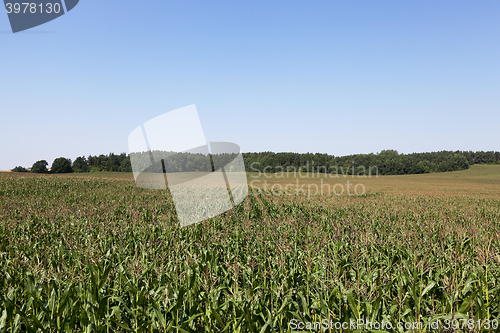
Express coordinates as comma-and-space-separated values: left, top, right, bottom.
247, 164, 500, 197
0, 165, 499, 331
7, 164, 497, 197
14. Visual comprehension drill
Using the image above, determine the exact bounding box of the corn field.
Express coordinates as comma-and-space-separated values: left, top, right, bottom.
0, 173, 499, 332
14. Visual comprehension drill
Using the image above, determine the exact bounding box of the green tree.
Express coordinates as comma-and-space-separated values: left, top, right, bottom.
51, 157, 73, 173
31, 160, 48, 173
73, 156, 89, 172
11, 166, 27, 172
120, 157, 132, 172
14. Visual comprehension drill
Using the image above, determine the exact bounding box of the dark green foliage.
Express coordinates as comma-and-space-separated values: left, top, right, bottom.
51, 157, 73, 173
72, 156, 89, 173
23, 150, 500, 176
86, 153, 129, 172
10, 166, 27, 172
244, 150, 500, 175
129, 151, 244, 173
31, 160, 48, 173
70, 151, 241, 174
119, 156, 132, 172
129, 151, 213, 173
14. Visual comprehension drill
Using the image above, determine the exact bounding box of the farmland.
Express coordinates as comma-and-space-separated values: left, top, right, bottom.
0, 165, 499, 332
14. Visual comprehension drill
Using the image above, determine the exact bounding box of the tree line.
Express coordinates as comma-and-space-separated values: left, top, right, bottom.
243, 150, 500, 175
11, 153, 131, 174
11, 150, 500, 175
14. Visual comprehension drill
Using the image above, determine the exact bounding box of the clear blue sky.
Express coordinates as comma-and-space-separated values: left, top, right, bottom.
1, 0, 499, 170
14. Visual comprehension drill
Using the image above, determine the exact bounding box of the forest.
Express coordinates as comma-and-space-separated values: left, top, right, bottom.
12, 150, 500, 175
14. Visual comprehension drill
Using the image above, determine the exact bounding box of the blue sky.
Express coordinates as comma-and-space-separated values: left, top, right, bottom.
1, 0, 499, 170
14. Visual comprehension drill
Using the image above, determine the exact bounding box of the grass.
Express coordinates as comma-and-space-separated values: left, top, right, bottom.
247, 164, 500, 197
0, 165, 499, 332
